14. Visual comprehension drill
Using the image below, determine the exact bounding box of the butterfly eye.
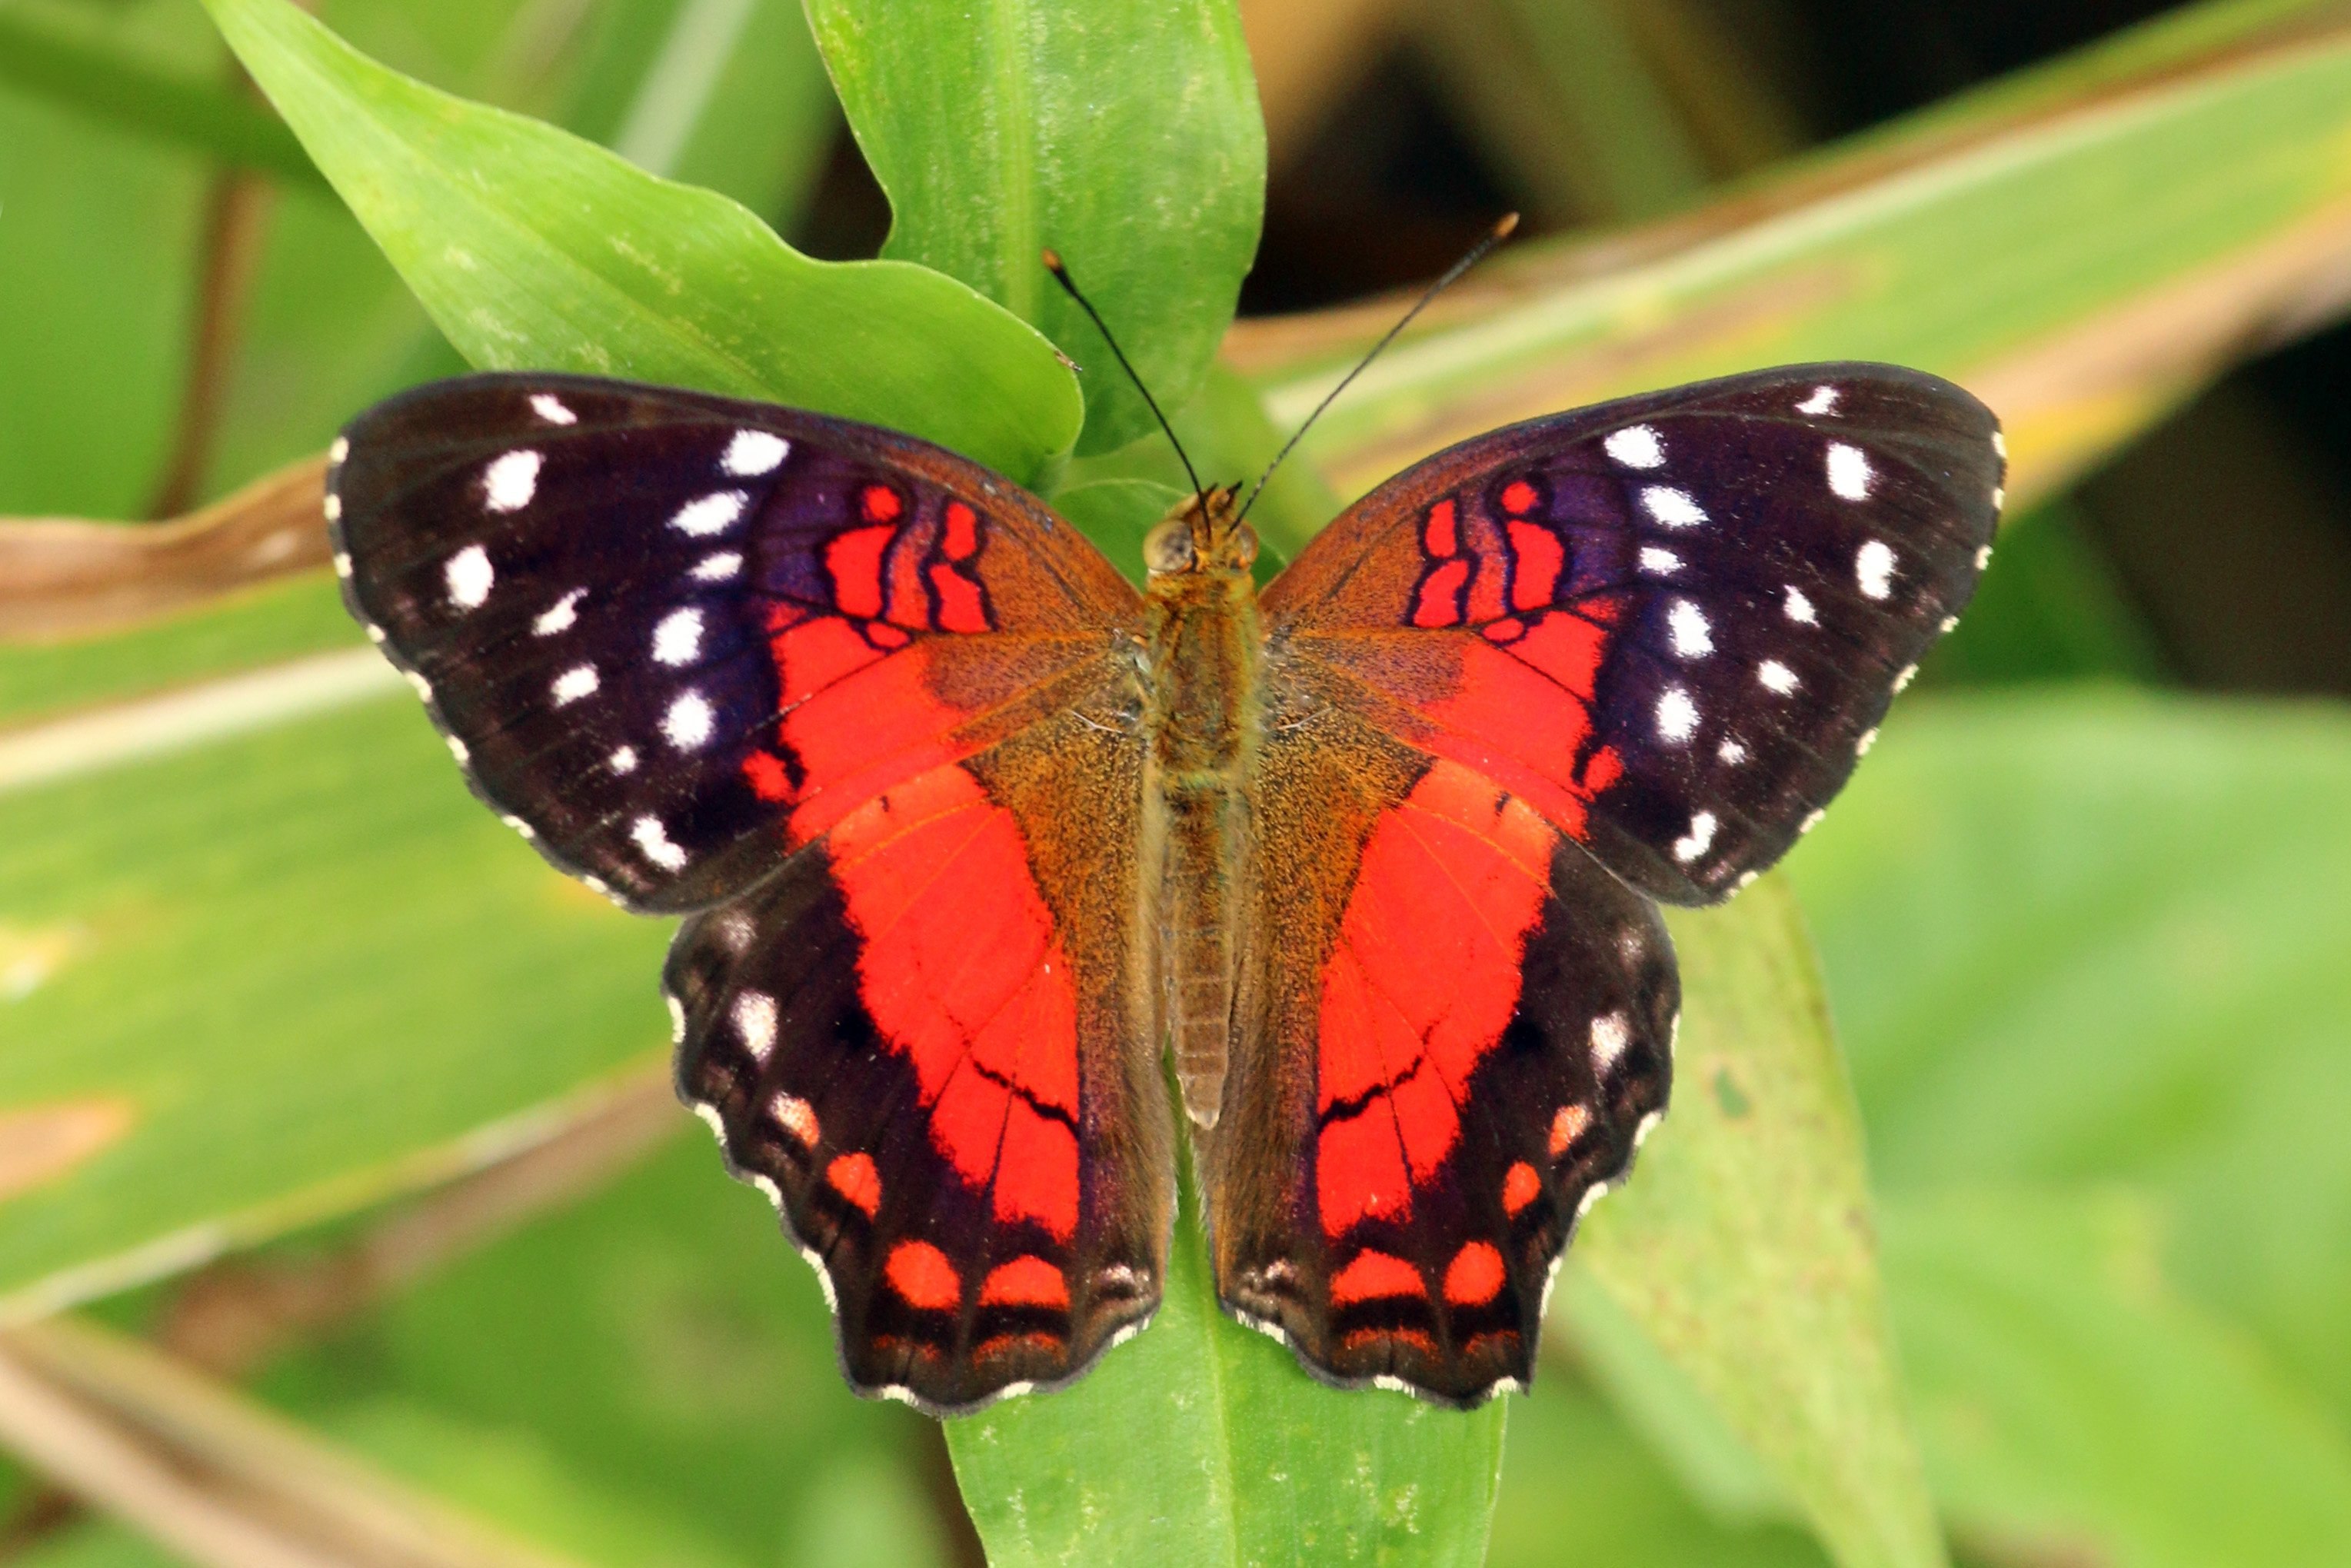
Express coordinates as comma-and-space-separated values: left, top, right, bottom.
1144, 516, 1197, 574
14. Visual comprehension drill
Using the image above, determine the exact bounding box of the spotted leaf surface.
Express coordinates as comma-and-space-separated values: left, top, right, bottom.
1265, 362, 2004, 906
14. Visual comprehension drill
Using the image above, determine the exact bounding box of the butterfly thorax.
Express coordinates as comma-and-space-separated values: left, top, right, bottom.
1139, 488, 1263, 1130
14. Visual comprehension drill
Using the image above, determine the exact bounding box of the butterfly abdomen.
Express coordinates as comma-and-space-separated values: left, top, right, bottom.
1141, 530, 1265, 1131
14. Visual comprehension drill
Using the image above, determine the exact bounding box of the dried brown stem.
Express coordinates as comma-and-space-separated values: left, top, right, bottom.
0, 452, 328, 643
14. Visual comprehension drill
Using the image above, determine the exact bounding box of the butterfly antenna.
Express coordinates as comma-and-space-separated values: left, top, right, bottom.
1042, 249, 1207, 506
1237, 212, 1520, 524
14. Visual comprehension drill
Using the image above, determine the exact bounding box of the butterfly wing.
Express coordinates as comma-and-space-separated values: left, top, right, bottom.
331, 372, 1138, 911
1213, 363, 1998, 1402
1207, 711, 1674, 1403
332, 375, 1169, 1413
1259, 362, 2003, 904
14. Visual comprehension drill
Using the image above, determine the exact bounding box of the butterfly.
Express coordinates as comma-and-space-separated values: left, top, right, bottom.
328, 358, 2002, 1413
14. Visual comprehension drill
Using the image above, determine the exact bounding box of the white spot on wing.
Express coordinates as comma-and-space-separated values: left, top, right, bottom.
1800, 808, 1826, 834
663, 691, 715, 750
530, 394, 577, 425
500, 814, 534, 841
1603, 425, 1665, 468
1758, 659, 1799, 695
550, 664, 598, 706
692, 551, 743, 581
445, 735, 469, 764
691, 1100, 724, 1140
1856, 727, 1879, 756
1717, 737, 1747, 764
1666, 599, 1713, 658
732, 990, 778, 1061
1797, 385, 1840, 415
1655, 685, 1699, 741
769, 1092, 818, 1144
1826, 442, 1873, 500
609, 745, 638, 774
652, 608, 704, 666
722, 430, 790, 477
328, 436, 350, 465
1640, 486, 1707, 528
1783, 585, 1817, 624
1856, 539, 1897, 600
443, 544, 494, 609
332, 551, 352, 578
671, 490, 748, 537
1894, 663, 1920, 692
481, 450, 541, 512
1672, 811, 1717, 864
534, 589, 584, 636
322, 493, 341, 523
634, 814, 688, 871
1639, 546, 1681, 575
1992, 430, 2008, 459
1975, 544, 1994, 569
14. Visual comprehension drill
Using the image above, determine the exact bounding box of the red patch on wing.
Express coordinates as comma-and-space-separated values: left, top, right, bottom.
1411, 558, 1469, 628
761, 614, 964, 841
1407, 599, 1625, 837
827, 1152, 881, 1217
942, 500, 979, 561
1423, 498, 1458, 558
1502, 1160, 1540, 1215
1330, 1250, 1425, 1307
861, 484, 903, 524
886, 1240, 960, 1310
1507, 521, 1563, 609
980, 1256, 1070, 1309
1314, 761, 1553, 1238
930, 563, 988, 634
1500, 479, 1537, 514
1444, 1242, 1506, 1307
824, 764, 1081, 1241
824, 527, 893, 620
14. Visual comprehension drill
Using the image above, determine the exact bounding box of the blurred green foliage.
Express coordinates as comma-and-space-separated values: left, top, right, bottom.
3, 0, 2349, 1564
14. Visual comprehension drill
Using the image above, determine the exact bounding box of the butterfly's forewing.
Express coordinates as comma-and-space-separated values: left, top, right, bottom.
331, 375, 1137, 912
1261, 363, 2003, 904
332, 375, 1171, 1413
1208, 709, 1674, 1402
1217, 363, 2000, 1402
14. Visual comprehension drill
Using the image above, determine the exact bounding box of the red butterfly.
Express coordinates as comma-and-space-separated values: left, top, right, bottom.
329, 348, 2000, 1413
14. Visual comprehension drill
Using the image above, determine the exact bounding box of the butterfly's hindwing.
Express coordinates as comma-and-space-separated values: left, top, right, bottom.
1263, 363, 2004, 904
668, 699, 1171, 1414
1208, 702, 1674, 1403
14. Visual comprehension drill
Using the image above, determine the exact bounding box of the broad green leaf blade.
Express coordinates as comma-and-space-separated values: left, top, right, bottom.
808, 0, 1264, 454
258, 1134, 950, 1568
1577, 878, 1944, 1568
0, 680, 670, 1312
0, 5, 324, 190
1240, 2, 2351, 514
1787, 694, 2351, 1421
201, 0, 1081, 487
1883, 1190, 2351, 1566
947, 1182, 1505, 1566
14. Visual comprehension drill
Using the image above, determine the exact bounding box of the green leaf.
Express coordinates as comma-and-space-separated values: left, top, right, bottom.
808, 0, 1264, 454
1576, 877, 1945, 1568
200, 0, 1081, 487
0, 684, 671, 1309
1882, 1189, 2351, 1566
1785, 694, 2351, 1420
0, 64, 203, 517
0, 5, 324, 190
258, 1134, 948, 1568
946, 1177, 1505, 1566
1490, 1372, 1828, 1568
1242, 2, 2351, 516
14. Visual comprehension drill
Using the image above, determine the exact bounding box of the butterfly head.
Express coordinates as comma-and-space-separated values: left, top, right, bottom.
1144, 484, 1257, 579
